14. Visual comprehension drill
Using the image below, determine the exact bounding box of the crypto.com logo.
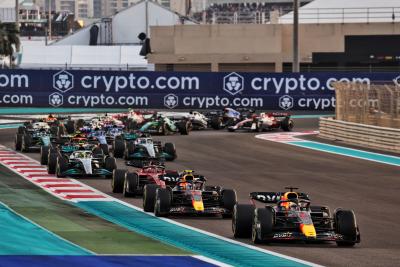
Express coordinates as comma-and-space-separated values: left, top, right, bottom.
49, 92, 63, 107
279, 95, 294, 110
53, 70, 74, 93
223, 72, 244, 96
164, 94, 178, 109
393, 75, 400, 86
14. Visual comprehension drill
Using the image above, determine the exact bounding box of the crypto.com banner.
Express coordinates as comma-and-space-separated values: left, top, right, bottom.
0, 69, 398, 110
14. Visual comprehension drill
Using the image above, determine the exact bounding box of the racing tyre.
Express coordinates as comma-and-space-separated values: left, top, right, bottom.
154, 188, 171, 217
47, 152, 57, 174
40, 146, 49, 165
92, 147, 104, 158
15, 134, 23, 151
105, 157, 117, 178
161, 122, 170, 135
335, 209, 358, 247
100, 144, 110, 156
281, 117, 294, 132
127, 119, 137, 130
163, 143, 177, 161
210, 117, 223, 130
50, 126, 58, 136
124, 141, 135, 160
17, 126, 26, 135
56, 156, 68, 178
124, 172, 139, 197
143, 184, 160, 212
21, 134, 32, 152
178, 121, 191, 135
113, 139, 125, 158
75, 119, 85, 129
65, 120, 75, 134
232, 204, 254, 238
112, 169, 126, 193
57, 125, 66, 137
221, 189, 237, 218
252, 208, 274, 244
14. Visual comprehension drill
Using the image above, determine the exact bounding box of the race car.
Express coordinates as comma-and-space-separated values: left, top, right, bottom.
123, 137, 177, 167
139, 114, 191, 135
232, 187, 361, 246
111, 164, 180, 197
113, 109, 155, 130
227, 112, 294, 132
158, 111, 209, 130
207, 108, 255, 130
15, 122, 53, 152
55, 149, 117, 178
143, 170, 237, 218
112, 131, 149, 158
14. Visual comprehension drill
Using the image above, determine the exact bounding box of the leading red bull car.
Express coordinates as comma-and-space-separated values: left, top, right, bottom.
232, 187, 360, 246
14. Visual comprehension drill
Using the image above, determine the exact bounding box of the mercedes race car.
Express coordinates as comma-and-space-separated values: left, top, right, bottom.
111, 165, 180, 197
123, 137, 177, 167
158, 111, 209, 130
232, 187, 361, 246
139, 115, 191, 135
228, 112, 294, 132
143, 170, 237, 218
55, 149, 117, 178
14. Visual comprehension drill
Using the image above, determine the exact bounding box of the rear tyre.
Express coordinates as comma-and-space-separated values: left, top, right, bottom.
15, 134, 23, 151
124, 172, 139, 197
112, 169, 126, 193
252, 208, 274, 244
21, 134, 32, 152
154, 188, 171, 217
47, 152, 58, 174
100, 144, 109, 156
124, 141, 135, 160
104, 157, 117, 178
17, 126, 26, 135
164, 143, 177, 161
281, 117, 294, 132
221, 189, 237, 218
143, 184, 160, 212
211, 117, 222, 130
232, 204, 254, 238
113, 139, 125, 158
335, 210, 358, 247
40, 146, 49, 165
56, 156, 68, 178
65, 120, 75, 134
178, 121, 191, 135
92, 147, 104, 158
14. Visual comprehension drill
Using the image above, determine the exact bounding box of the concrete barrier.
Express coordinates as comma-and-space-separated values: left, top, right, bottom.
319, 117, 400, 153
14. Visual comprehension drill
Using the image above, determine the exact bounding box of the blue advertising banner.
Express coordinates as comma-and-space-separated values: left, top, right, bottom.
0, 69, 398, 110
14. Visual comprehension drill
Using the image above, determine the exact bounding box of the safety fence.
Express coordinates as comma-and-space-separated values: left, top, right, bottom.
319, 117, 400, 153
334, 81, 400, 128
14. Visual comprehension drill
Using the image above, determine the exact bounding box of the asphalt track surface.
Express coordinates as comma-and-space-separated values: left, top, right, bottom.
1, 118, 399, 267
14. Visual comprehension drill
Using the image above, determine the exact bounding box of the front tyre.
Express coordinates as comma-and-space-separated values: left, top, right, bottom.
232, 204, 254, 238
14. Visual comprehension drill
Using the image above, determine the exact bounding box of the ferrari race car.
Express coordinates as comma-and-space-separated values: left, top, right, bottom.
228, 112, 294, 132
111, 165, 180, 197
113, 109, 155, 130
123, 137, 177, 167
232, 187, 361, 246
139, 114, 191, 135
143, 170, 237, 218
55, 149, 116, 178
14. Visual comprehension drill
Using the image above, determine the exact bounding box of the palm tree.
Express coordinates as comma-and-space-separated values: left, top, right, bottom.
0, 22, 20, 67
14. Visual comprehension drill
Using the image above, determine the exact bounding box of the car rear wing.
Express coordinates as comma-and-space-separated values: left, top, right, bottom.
250, 192, 310, 203
267, 112, 291, 117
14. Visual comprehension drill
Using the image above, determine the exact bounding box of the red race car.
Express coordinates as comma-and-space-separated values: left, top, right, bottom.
111, 165, 179, 197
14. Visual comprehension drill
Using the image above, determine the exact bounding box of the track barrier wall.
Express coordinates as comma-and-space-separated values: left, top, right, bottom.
0, 69, 400, 110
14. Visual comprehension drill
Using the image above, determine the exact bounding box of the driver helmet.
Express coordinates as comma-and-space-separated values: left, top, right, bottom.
280, 192, 299, 210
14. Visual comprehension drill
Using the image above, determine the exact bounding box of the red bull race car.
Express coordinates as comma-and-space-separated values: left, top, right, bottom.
232, 187, 360, 246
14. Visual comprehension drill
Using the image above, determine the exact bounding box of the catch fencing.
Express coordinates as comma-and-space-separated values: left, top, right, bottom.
334, 81, 400, 128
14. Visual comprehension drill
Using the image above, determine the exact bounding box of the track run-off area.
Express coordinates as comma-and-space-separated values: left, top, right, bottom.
0, 116, 399, 267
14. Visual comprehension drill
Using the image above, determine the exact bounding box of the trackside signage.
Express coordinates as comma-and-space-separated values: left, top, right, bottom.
0, 69, 398, 110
